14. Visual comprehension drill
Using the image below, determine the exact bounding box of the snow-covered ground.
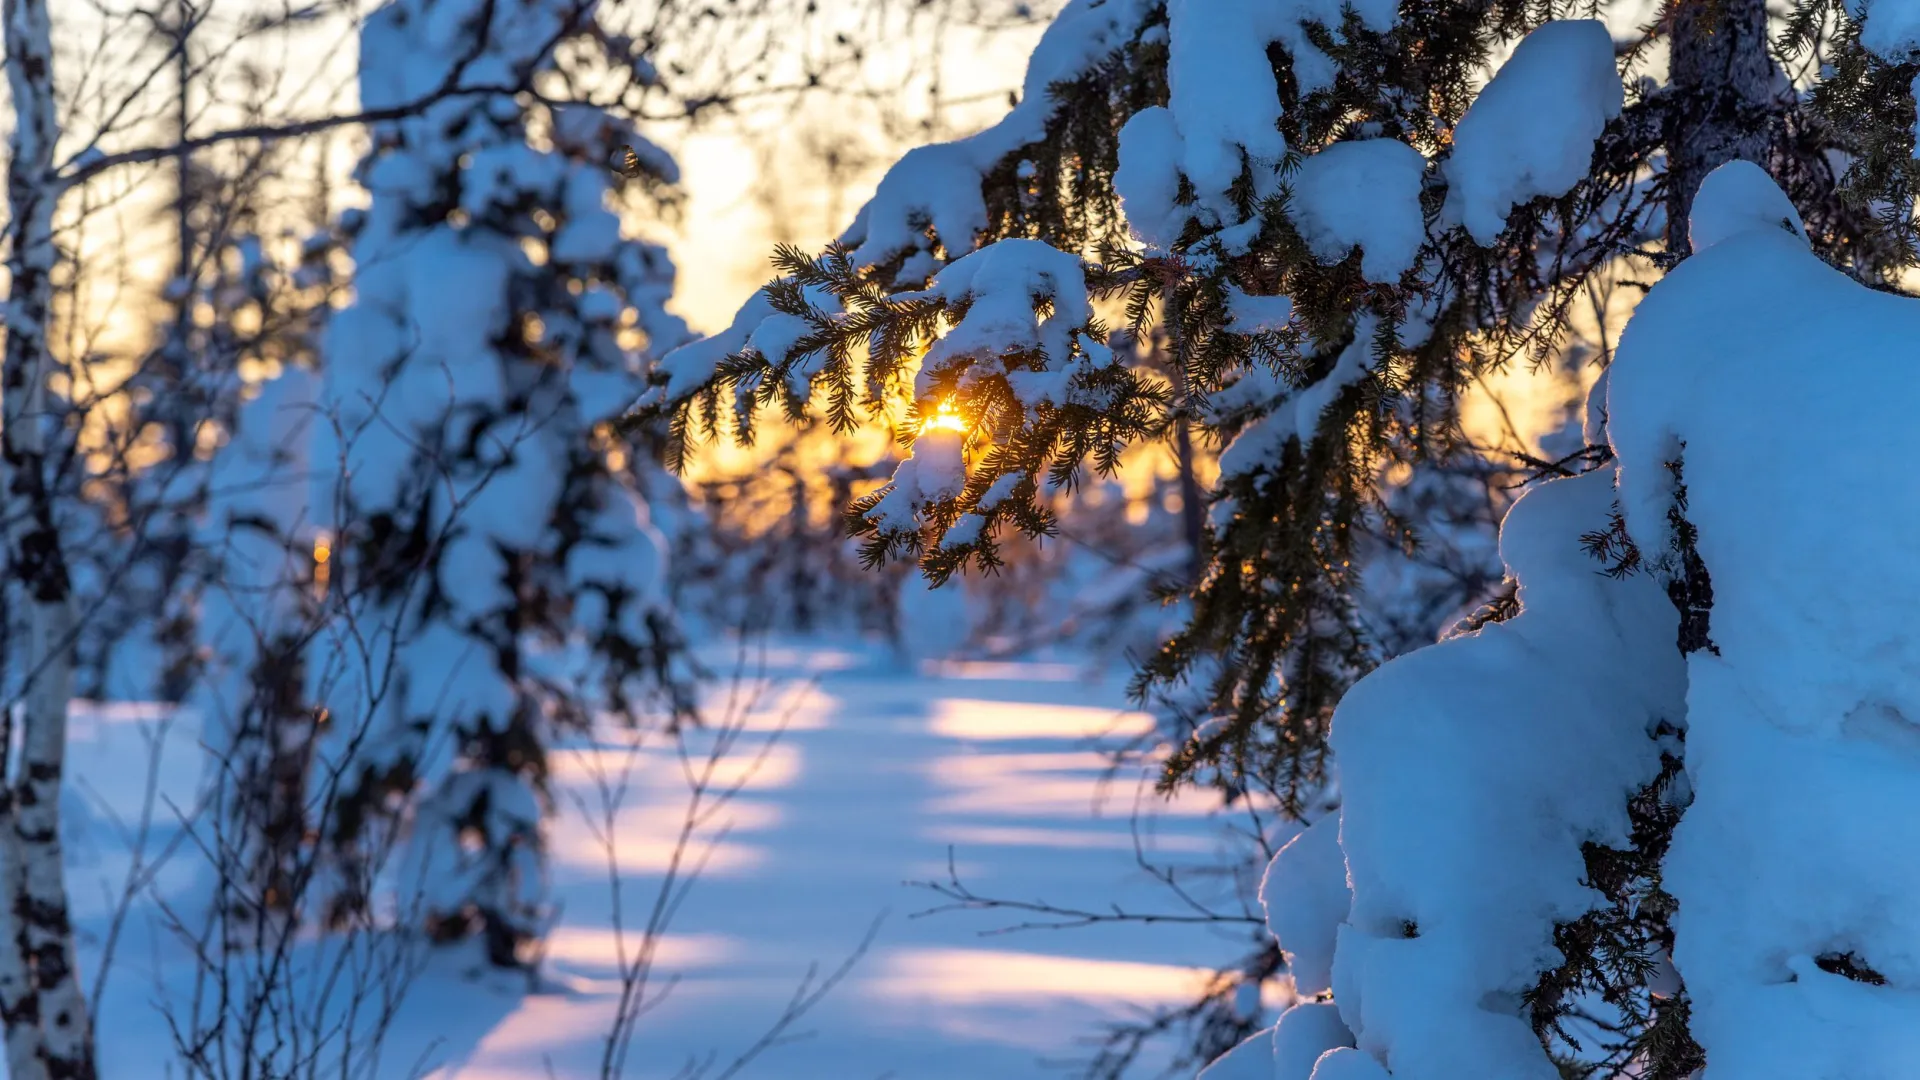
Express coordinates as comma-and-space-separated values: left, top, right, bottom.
67, 644, 1254, 1078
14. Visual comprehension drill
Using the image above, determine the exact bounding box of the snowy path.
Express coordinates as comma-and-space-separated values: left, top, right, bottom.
68, 646, 1259, 1079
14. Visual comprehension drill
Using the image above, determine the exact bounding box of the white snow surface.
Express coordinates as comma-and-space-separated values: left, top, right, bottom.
1442, 20, 1622, 245
1289, 139, 1428, 282
1260, 813, 1349, 996
868, 428, 967, 533
1858, 0, 1920, 59
914, 238, 1093, 395
81, 649, 1251, 1078
1225, 288, 1296, 334
1325, 467, 1684, 1080
654, 288, 779, 401
1308, 1048, 1392, 1080
1163, 0, 1293, 218
1116, 106, 1190, 249
1608, 162, 1920, 1079
1684, 158, 1807, 254
1274, 1002, 1355, 1079
1199, 1027, 1283, 1080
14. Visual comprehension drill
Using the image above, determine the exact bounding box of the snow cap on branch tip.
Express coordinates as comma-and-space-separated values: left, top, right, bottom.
651, 288, 777, 403
1307, 1047, 1393, 1079
841, 0, 1149, 274
1115, 106, 1188, 250
1856, 0, 1920, 61
1260, 813, 1351, 997
1164, 0, 1401, 207
1195, 1026, 1277, 1079
1441, 19, 1622, 245
1687, 160, 1806, 255
868, 427, 967, 534
1274, 1002, 1355, 1080
1291, 138, 1428, 282
915, 239, 1091, 395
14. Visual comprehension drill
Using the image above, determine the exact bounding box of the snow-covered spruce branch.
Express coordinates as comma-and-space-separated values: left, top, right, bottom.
630, 0, 1920, 1075
640, 240, 1167, 587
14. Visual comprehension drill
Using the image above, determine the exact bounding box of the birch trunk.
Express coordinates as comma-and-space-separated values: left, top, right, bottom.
4, 0, 98, 1075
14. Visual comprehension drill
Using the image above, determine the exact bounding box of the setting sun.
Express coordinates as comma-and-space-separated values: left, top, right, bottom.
919, 397, 969, 436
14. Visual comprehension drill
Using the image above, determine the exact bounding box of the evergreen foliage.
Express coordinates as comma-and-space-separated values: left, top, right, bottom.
309, 0, 697, 964
638, 0, 1920, 1071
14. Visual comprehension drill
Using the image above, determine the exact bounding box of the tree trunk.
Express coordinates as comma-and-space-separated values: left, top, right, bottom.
1664, 0, 1778, 254
1162, 289, 1206, 584
3, 1, 99, 1076
174, 0, 194, 315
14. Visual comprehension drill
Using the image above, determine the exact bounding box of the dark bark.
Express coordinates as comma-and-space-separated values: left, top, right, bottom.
1664, 0, 1780, 254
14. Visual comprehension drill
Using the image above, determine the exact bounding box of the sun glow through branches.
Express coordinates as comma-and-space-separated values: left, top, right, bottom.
919, 397, 969, 436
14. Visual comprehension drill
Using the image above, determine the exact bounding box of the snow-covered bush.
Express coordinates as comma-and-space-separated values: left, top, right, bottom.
1320, 465, 1687, 1080
1603, 161, 1920, 1079
1197, 157, 1920, 1080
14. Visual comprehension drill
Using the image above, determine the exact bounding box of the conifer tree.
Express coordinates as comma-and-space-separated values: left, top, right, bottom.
641, 0, 1920, 1071
197, 358, 326, 943
72, 215, 341, 706
309, 0, 696, 964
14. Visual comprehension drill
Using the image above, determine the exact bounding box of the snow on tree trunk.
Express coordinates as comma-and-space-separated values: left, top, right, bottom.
2, 0, 96, 1075
1609, 160, 1920, 1078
